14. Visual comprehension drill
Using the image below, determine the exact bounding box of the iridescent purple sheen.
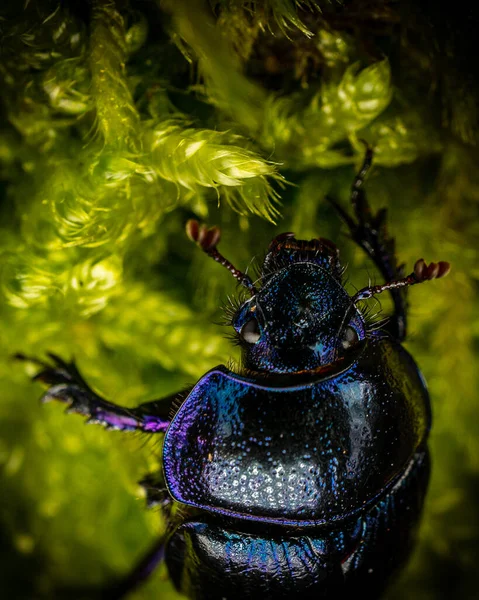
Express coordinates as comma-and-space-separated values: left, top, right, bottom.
162, 335, 430, 525
87, 409, 168, 432
42, 383, 171, 433
93, 411, 140, 431
80, 403, 169, 432
143, 416, 169, 433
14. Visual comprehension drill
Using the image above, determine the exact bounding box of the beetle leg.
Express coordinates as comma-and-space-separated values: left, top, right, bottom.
104, 536, 168, 600
52, 536, 168, 600
104, 474, 177, 598
328, 146, 409, 341
139, 471, 173, 512
18, 353, 190, 433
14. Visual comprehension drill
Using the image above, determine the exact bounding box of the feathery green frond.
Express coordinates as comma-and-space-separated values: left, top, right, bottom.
146, 119, 282, 219
0, 1, 477, 598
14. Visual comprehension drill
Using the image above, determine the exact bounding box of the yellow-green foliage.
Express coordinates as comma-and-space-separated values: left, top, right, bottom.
0, 0, 478, 598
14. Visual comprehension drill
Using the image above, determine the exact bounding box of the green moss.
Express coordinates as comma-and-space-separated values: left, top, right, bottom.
0, 1, 478, 598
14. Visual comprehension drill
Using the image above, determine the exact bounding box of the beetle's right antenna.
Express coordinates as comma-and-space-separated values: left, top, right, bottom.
353, 258, 451, 304
186, 220, 257, 296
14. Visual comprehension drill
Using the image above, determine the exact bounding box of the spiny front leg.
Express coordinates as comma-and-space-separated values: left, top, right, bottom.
328, 146, 410, 342
18, 353, 178, 433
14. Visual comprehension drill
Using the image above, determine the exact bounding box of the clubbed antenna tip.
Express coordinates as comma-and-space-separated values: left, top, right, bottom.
413, 258, 451, 281
186, 220, 257, 295
354, 258, 451, 303
186, 219, 221, 251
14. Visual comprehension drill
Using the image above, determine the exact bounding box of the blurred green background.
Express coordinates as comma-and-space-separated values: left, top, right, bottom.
1, 0, 478, 598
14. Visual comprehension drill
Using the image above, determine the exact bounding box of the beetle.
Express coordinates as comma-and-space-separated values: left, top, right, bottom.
23, 149, 450, 599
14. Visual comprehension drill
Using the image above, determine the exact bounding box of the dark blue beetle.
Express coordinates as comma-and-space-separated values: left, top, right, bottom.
25, 150, 450, 599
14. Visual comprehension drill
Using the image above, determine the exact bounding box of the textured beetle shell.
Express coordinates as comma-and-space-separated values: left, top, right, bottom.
163, 336, 430, 525
165, 451, 430, 600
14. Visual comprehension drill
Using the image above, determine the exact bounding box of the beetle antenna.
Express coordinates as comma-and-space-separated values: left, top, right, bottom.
186, 220, 257, 295
353, 259, 451, 303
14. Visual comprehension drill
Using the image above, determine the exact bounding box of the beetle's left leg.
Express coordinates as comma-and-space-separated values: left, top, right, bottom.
140, 471, 173, 511
103, 535, 168, 600
54, 535, 169, 600
328, 147, 409, 341
18, 353, 191, 433
103, 474, 175, 599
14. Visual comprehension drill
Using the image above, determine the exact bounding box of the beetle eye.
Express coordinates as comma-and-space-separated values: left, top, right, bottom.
340, 326, 359, 350
240, 318, 261, 344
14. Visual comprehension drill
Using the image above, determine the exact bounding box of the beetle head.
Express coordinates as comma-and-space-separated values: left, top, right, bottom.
232, 234, 366, 374
187, 221, 449, 375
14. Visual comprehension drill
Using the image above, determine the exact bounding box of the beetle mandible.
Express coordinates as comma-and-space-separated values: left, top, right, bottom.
24, 149, 450, 599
